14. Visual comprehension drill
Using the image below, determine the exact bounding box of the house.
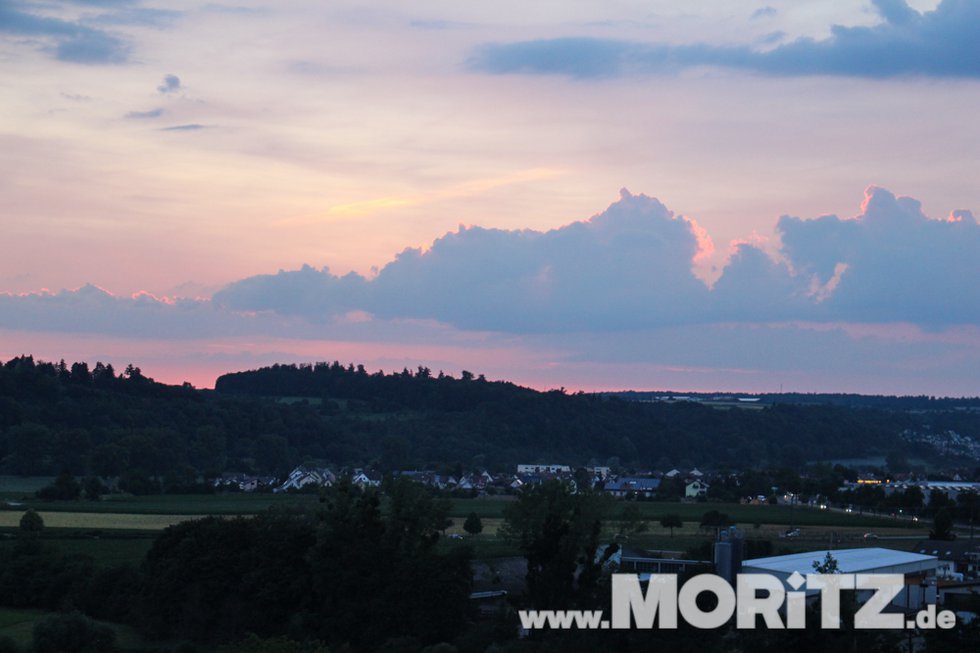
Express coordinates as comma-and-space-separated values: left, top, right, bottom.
432, 474, 458, 490
351, 470, 382, 488
685, 480, 710, 498
276, 466, 336, 492
603, 477, 661, 498
517, 464, 571, 474
587, 466, 612, 480
215, 472, 278, 493
392, 470, 462, 490
913, 539, 980, 580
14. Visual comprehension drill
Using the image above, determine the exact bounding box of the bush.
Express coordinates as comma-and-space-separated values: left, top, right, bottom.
31, 611, 116, 653
36, 471, 81, 501
19, 509, 43, 538
216, 634, 331, 653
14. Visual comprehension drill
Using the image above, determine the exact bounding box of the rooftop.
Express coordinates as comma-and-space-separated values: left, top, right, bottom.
744, 547, 936, 575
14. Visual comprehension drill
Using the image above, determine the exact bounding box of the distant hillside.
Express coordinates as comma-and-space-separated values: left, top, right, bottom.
606, 390, 980, 411
1, 356, 975, 482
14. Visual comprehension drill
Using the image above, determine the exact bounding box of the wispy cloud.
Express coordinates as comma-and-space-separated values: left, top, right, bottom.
469, 1, 980, 79
85, 6, 181, 28
0, 0, 130, 64
125, 108, 163, 119
317, 168, 565, 219
160, 123, 208, 132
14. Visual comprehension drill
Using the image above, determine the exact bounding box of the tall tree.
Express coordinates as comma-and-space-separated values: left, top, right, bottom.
931, 508, 955, 540
502, 481, 607, 611
660, 513, 682, 537
463, 512, 483, 535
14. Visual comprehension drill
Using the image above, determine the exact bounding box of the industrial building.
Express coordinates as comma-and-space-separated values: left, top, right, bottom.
742, 547, 939, 609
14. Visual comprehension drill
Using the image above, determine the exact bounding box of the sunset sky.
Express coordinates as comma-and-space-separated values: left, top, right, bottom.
1, 0, 978, 395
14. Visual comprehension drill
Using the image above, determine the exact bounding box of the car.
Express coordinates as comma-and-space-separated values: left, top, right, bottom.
781, 528, 801, 538
863, 532, 879, 540
448, 533, 463, 540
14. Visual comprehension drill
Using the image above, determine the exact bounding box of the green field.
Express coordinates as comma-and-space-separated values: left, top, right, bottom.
6, 492, 318, 515
439, 498, 928, 559
0, 511, 207, 530
0, 484, 927, 567
448, 497, 904, 528
4, 492, 906, 530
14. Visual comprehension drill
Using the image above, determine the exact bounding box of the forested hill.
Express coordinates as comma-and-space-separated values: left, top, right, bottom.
1, 356, 974, 481
215, 362, 542, 411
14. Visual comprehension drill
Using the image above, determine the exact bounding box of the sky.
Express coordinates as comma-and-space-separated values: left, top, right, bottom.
1, 0, 978, 395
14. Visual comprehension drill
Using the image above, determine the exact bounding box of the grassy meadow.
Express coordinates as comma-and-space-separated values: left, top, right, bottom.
0, 473, 931, 567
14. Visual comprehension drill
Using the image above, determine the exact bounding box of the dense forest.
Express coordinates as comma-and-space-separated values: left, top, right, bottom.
2, 355, 976, 481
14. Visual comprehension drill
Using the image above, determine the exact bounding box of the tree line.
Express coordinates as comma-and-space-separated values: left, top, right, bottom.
2, 356, 976, 483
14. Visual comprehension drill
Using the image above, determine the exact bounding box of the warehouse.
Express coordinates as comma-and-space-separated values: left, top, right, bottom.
742, 547, 938, 609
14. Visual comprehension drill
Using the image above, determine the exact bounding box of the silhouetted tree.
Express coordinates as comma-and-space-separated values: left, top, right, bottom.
660, 513, 682, 537
463, 512, 483, 535
931, 508, 955, 540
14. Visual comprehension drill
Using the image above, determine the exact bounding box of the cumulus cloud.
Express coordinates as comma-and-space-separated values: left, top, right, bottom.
215, 190, 712, 331
212, 186, 979, 333
0, 285, 239, 338
469, 0, 980, 79
777, 186, 980, 325
0, 0, 129, 63
710, 243, 810, 322
213, 265, 369, 319
2, 186, 977, 341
